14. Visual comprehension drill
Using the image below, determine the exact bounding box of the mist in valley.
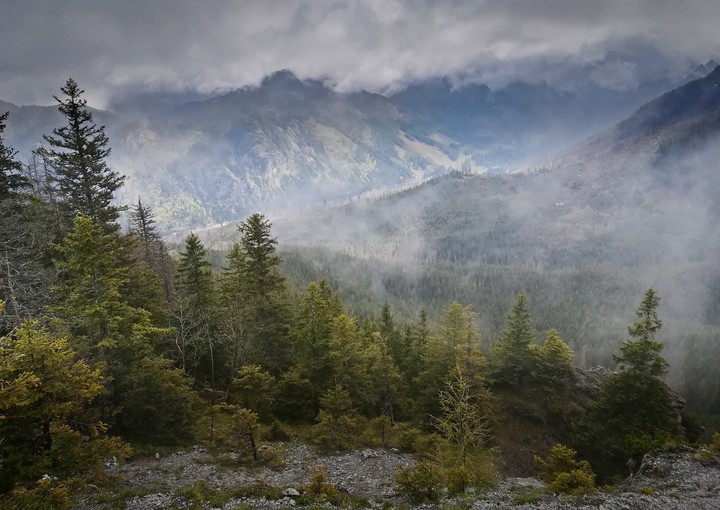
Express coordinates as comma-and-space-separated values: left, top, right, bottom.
259, 121, 720, 418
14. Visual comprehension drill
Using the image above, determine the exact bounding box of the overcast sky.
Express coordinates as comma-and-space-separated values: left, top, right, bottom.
1, 0, 719, 107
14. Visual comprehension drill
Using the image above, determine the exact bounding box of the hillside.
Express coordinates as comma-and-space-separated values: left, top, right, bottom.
254, 68, 720, 417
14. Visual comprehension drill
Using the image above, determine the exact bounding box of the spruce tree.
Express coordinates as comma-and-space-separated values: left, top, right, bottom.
236, 213, 290, 374
129, 197, 173, 299
174, 232, 217, 383
39, 78, 124, 232
578, 288, 682, 480
487, 293, 537, 387
51, 216, 195, 440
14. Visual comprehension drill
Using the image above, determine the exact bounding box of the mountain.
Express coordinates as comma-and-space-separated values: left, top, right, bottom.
1, 66, 710, 232
259, 67, 720, 384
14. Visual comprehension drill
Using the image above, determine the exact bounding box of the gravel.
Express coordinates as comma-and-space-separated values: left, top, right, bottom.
75, 443, 720, 509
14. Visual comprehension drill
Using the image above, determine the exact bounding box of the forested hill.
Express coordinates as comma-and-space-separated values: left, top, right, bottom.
262, 67, 720, 422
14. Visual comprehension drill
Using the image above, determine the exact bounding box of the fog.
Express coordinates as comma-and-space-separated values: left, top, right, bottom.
261, 122, 720, 412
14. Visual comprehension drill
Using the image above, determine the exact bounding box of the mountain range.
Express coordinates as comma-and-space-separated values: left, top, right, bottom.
2, 60, 713, 232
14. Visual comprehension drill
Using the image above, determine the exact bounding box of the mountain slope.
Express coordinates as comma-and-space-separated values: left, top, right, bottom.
261, 68, 720, 389
1, 67, 707, 232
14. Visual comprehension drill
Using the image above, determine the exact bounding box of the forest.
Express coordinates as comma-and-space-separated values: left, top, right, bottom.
1, 79, 718, 508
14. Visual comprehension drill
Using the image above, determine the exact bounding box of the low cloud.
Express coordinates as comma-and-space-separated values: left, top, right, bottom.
1, 0, 719, 106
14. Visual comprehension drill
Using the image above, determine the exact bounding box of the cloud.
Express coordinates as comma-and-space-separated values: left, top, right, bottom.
1, 0, 719, 107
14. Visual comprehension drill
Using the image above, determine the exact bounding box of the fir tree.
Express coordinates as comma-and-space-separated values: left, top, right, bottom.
487, 293, 537, 387
578, 289, 682, 480
236, 213, 290, 374
38, 78, 124, 232
174, 232, 217, 383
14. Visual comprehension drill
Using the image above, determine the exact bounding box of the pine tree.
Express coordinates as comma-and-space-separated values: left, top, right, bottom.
219, 243, 250, 389
174, 232, 217, 383
38, 78, 124, 232
236, 213, 290, 374
129, 198, 173, 299
487, 293, 537, 387
615, 288, 667, 377
51, 216, 197, 440
578, 289, 682, 480
534, 329, 574, 388
416, 302, 481, 423
379, 302, 404, 367
0, 319, 122, 493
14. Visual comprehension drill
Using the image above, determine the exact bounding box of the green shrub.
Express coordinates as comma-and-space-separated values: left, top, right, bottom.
364, 416, 392, 447
4, 479, 73, 510
265, 420, 292, 441
711, 432, 720, 454
387, 423, 425, 452
395, 461, 445, 503
534, 444, 596, 495
304, 465, 338, 498
313, 411, 365, 451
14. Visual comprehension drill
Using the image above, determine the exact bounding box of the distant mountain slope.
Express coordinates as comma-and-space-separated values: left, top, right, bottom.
1, 66, 709, 232
545, 65, 720, 176
274, 65, 720, 259
262, 68, 720, 389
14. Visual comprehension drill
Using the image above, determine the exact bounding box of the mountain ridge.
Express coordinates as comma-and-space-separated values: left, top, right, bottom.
2, 65, 713, 231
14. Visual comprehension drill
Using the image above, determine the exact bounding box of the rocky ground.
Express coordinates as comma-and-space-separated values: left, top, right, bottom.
74, 443, 720, 509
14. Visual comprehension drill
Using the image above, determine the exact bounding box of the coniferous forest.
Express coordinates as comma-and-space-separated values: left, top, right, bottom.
1, 80, 719, 508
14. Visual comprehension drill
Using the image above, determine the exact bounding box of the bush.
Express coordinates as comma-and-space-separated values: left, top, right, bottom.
363, 416, 392, 447
304, 465, 339, 500
711, 432, 720, 454
313, 410, 365, 451
534, 444, 596, 495
386, 423, 425, 452
395, 460, 445, 503
3, 479, 73, 509
264, 420, 292, 441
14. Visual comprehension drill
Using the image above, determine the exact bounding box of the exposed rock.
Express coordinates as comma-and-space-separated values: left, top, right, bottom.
74, 443, 720, 509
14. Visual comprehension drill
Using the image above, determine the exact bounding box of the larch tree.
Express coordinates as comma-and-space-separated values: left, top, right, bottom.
38, 78, 124, 232
0, 317, 123, 493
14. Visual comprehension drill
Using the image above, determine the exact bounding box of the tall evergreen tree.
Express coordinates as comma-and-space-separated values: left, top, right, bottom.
174, 232, 217, 383
38, 78, 124, 232
236, 213, 290, 374
219, 243, 250, 390
487, 293, 537, 388
615, 288, 667, 377
129, 197, 173, 299
578, 289, 682, 480
51, 216, 196, 439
